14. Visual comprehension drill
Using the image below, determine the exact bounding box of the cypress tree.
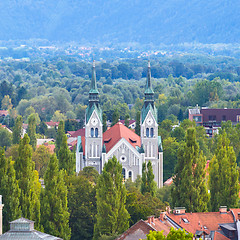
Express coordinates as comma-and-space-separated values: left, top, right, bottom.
124, 114, 130, 128
172, 128, 209, 212
103, 113, 107, 132
14, 134, 42, 230
141, 161, 156, 197
209, 132, 239, 211
111, 108, 120, 126
41, 154, 71, 240
58, 134, 75, 175
135, 111, 141, 136
55, 120, 65, 157
0, 148, 21, 232
12, 115, 23, 144
93, 156, 130, 239
27, 113, 37, 150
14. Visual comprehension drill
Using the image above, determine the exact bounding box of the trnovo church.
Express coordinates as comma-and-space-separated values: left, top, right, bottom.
76, 61, 163, 187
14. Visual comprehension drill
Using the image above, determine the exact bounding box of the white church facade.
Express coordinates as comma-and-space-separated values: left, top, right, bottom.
76, 61, 163, 187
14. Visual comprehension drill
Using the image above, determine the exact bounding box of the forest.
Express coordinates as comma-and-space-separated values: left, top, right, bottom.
1, 53, 240, 239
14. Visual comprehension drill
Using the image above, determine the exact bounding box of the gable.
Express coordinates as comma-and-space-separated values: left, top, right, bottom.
142, 110, 158, 127
86, 109, 102, 126
103, 122, 141, 153
141, 103, 157, 124
86, 103, 102, 124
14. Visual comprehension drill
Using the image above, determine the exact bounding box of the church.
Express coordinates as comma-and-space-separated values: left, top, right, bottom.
76, 61, 163, 187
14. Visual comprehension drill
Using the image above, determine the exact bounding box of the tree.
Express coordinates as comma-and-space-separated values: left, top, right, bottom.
12, 115, 23, 144
55, 120, 65, 157
124, 114, 130, 127
145, 228, 193, 240
93, 156, 130, 239
111, 108, 120, 126
27, 113, 37, 150
41, 154, 71, 240
14, 134, 41, 230
1, 95, 12, 110
141, 161, 156, 197
0, 148, 21, 232
32, 145, 52, 178
209, 132, 239, 211
135, 111, 140, 136
68, 175, 97, 240
52, 110, 67, 122
172, 128, 209, 212
0, 127, 12, 148
58, 134, 75, 175
103, 113, 107, 132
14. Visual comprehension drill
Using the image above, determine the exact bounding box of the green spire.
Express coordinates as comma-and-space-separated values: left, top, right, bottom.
144, 60, 154, 95
89, 60, 99, 94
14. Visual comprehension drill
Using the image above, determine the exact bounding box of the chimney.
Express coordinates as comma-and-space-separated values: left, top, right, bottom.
173, 207, 186, 215
219, 206, 227, 214
160, 212, 166, 221
0, 195, 4, 235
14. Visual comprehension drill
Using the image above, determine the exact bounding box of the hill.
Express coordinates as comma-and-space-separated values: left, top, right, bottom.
0, 0, 239, 45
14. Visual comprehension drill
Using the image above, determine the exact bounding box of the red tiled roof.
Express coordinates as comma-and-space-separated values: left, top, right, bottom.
103, 122, 141, 153
45, 121, 59, 127
68, 128, 85, 138
214, 231, 230, 240
167, 211, 234, 235
116, 220, 154, 240
230, 208, 240, 221
144, 218, 171, 236
0, 110, 8, 116
164, 177, 173, 186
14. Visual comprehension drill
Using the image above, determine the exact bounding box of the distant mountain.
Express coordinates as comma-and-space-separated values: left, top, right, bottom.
0, 0, 239, 45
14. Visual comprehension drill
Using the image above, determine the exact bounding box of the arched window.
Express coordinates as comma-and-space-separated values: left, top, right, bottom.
150, 128, 154, 137
146, 128, 149, 137
91, 128, 94, 137
128, 171, 132, 181
122, 168, 126, 181
95, 128, 98, 137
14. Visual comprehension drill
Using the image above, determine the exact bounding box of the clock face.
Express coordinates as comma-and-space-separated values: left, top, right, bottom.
147, 117, 153, 126
91, 117, 98, 126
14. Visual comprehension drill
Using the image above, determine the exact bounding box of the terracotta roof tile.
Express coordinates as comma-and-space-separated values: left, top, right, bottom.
144, 218, 171, 236
167, 211, 234, 235
230, 208, 240, 221
214, 231, 230, 240
68, 128, 85, 138
103, 122, 141, 153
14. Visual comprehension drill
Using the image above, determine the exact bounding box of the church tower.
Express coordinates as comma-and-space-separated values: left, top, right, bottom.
85, 61, 103, 172
141, 61, 162, 187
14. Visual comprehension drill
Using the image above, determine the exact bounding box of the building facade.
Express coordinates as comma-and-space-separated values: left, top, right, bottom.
76, 61, 163, 187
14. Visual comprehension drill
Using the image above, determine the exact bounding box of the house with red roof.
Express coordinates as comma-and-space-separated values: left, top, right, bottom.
118, 206, 240, 240
76, 61, 163, 187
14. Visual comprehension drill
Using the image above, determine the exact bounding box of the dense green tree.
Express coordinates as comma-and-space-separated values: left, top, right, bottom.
163, 137, 180, 181
141, 161, 156, 196
172, 128, 209, 212
55, 120, 65, 156
32, 145, 52, 178
209, 132, 239, 211
78, 166, 99, 184
12, 115, 23, 144
0, 148, 21, 232
14, 134, 41, 230
0, 127, 12, 148
135, 111, 140, 136
102, 113, 107, 132
93, 156, 130, 239
111, 108, 120, 126
27, 113, 37, 150
58, 134, 75, 175
124, 114, 130, 127
37, 121, 48, 136
1, 95, 12, 110
68, 175, 97, 240
41, 154, 71, 240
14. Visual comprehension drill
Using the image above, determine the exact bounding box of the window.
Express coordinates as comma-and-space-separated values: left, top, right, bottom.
91, 128, 94, 137
182, 218, 189, 223
122, 168, 126, 181
95, 128, 98, 137
222, 115, 226, 121
150, 128, 154, 137
146, 128, 149, 137
120, 155, 127, 162
237, 115, 240, 122
128, 171, 132, 180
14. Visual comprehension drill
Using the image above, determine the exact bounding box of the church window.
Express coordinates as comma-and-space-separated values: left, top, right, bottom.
91, 128, 94, 137
95, 128, 98, 137
128, 171, 132, 180
150, 128, 154, 137
122, 168, 126, 181
146, 128, 149, 137
120, 155, 127, 162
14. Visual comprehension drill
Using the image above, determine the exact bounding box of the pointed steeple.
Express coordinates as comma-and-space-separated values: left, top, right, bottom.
144, 60, 154, 106
90, 60, 99, 94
